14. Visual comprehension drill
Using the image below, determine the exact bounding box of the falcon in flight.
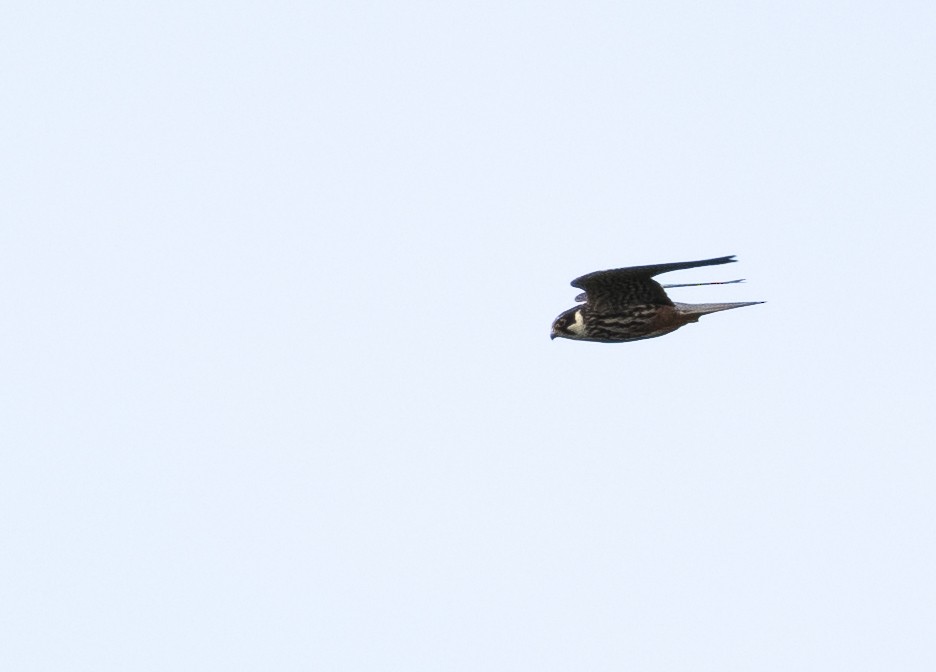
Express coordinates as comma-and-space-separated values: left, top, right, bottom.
551, 255, 762, 343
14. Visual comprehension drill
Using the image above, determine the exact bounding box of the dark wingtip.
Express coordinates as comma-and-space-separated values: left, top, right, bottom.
698, 255, 738, 268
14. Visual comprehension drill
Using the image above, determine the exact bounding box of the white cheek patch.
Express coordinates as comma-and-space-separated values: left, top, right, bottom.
567, 310, 585, 335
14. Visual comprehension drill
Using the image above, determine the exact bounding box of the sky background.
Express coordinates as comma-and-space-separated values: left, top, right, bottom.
3, 2, 936, 670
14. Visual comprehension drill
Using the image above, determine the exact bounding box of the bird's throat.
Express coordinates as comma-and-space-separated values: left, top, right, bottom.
568, 309, 586, 336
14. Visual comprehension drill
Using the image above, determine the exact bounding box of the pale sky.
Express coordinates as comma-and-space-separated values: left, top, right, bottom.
3, 2, 936, 670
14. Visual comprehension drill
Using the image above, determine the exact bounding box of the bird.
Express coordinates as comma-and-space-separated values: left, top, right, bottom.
550, 255, 763, 343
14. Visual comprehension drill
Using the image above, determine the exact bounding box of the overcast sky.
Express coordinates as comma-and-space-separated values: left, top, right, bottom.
3, 2, 936, 670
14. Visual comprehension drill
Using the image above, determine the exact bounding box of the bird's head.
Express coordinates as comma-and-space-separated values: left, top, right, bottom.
551, 307, 585, 340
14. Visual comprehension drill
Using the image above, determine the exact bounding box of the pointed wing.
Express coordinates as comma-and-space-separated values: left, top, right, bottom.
571, 255, 737, 312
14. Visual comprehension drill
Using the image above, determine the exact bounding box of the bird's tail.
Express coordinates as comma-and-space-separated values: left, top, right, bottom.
673, 301, 764, 320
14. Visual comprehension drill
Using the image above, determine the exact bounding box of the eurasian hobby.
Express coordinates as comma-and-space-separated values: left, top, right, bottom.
551, 255, 762, 343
